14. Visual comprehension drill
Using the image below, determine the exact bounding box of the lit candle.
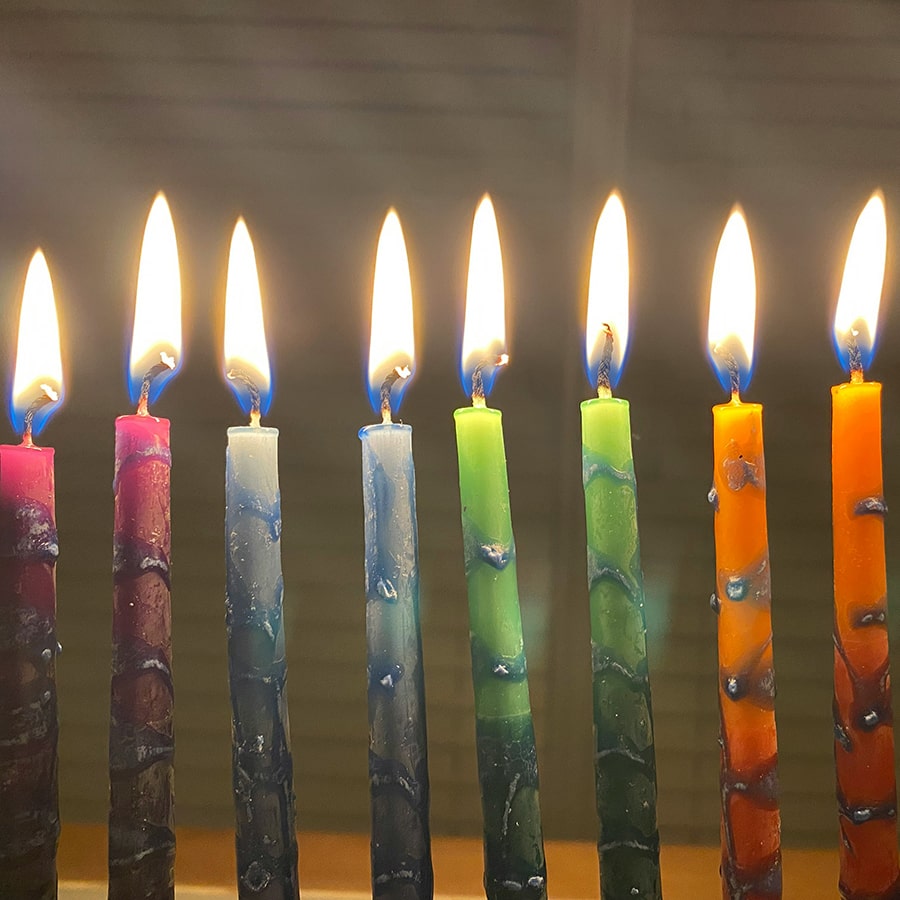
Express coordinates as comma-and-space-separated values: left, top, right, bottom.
581, 193, 661, 899
223, 218, 300, 899
0, 250, 64, 898
706, 208, 782, 899
108, 193, 181, 899
454, 195, 547, 900
830, 192, 899, 899
360, 209, 433, 900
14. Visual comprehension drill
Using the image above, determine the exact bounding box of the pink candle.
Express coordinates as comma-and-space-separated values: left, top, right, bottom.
108, 193, 182, 899
0, 250, 64, 898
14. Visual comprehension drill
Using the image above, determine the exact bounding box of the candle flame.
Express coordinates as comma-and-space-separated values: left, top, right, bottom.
461, 194, 506, 398
707, 206, 756, 396
224, 218, 272, 417
367, 209, 415, 416
833, 191, 886, 375
11, 250, 64, 437
129, 192, 182, 405
585, 191, 629, 391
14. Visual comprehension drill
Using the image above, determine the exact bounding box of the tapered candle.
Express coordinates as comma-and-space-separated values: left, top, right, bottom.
360, 210, 433, 900
830, 192, 899, 900
706, 209, 782, 900
108, 193, 181, 899
454, 195, 547, 900
581, 194, 661, 899
0, 251, 64, 899
223, 219, 300, 899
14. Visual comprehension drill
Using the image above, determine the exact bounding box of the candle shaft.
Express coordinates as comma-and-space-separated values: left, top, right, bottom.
360, 423, 433, 900
454, 406, 546, 900
0, 444, 59, 899
831, 381, 899, 899
109, 414, 175, 899
226, 426, 300, 900
710, 401, 782, 900
580, 398, 661, 899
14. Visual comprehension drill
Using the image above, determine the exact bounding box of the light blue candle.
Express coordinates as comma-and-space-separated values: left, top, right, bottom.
360, 210, 432, 900
223, 219, 299, 899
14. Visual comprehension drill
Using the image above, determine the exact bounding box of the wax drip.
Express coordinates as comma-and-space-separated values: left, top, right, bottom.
471, 354, 509, 408
20, 385, 59, 447
137, 352, 176, 416
378, 365, 411, 425
595, 324, 614, 399
847, 330, 864, 384
714, 345, 742, 400
227, 369, 262, 427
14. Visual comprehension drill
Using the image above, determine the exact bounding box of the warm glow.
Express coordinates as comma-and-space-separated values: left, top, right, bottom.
224, 218, 272, 416
833, 191, 886, 374
129, 192, 182, 405
585, 191, 629, 389
11, 250, 63, 437
461, 194, 506, 397
367, 209, 414, 415
707, 206, 757, 395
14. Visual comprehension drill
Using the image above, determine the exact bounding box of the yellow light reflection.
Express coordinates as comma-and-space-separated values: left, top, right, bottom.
130, 192, 182, 398
368, 209, 414, 412
586, 191, 629, 388
224, 218, 271, 414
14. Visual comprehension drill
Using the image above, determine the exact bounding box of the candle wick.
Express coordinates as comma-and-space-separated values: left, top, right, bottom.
471, 354, 508, 408
379, 365, 411, 425
20, 384, 58, 445
138, 353, 176, 416
713, 345, 742, 402
847, 332, 865, 384
596, 324, 614, 399
227, 369, 263, 426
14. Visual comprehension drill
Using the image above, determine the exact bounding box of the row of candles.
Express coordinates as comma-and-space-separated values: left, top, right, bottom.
0, 186, 893, 900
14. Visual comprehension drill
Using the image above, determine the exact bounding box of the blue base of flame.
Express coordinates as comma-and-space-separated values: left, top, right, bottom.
9, 389, 64, 439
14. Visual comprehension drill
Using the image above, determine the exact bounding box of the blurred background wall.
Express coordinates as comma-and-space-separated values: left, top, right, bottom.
0, 0, 899, 849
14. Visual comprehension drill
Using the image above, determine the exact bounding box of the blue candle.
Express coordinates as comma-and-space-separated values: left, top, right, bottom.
223, 219, 299, 899
360, 210, 432, 899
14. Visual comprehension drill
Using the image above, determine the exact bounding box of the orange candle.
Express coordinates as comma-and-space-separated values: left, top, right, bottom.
831, 191, 899, 900
707, 208, 782, 900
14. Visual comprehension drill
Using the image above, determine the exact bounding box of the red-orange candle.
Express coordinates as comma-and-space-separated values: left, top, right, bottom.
831, 191, 899, 900
707, 208, 781, 900
0, 251, 64, 898
108, 193, 182, 899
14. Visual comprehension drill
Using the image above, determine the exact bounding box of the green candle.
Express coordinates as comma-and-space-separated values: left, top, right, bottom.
582, 193, 661, 899
454, 195, 546, 900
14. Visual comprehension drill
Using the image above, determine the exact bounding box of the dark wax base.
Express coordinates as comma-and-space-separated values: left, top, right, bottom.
0, 497, 60, 900
226, 482, 299, 900
475, 715, 546, 900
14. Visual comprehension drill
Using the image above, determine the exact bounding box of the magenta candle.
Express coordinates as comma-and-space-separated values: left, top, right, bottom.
0, 250, 64, 899
108, 193, 182, 899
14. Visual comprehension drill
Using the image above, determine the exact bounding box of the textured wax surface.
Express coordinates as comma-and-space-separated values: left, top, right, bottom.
226, 426, 300, 900
711, 402, 782, 900
454, 406, 546, 900
831, 381, 899, 900
0, 444, 59, 900
361, 423, 433, 900
581, 397, 661, 900
109, 414, 175, 899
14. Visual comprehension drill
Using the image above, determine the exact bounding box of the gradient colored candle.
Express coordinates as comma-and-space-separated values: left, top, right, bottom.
830, 192, 899, 900
581, 193, 661, 899
454, 195, 546, 900
360, 210, 433, 900
108, 193, 182, 899
706, 209, 782, 900
0, 251, 64, 899
223, 219, 300, 899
